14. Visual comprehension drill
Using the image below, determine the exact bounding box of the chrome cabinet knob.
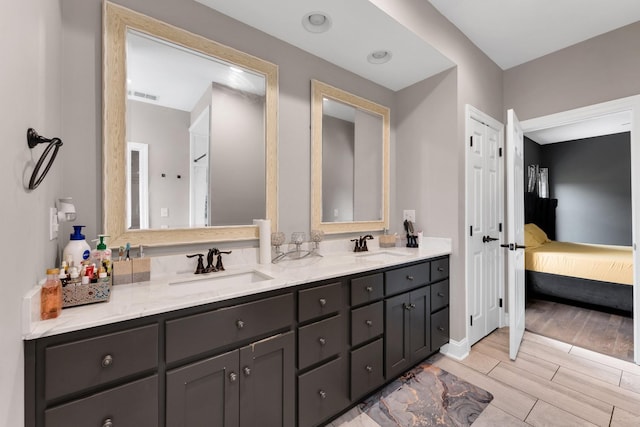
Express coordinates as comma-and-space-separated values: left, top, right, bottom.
102, 418, 113, 427
404, 303, 411, 311
365, 320, 373, 327
410, 303, 416, 309
437, 292, 445, 297
365, 286, 373, 293
438, 326, 445, 332
406, 275, 414, 281
365, 365, 373, 373
318, 390, 327, 399
318, 337, 326, 346
229, 372, 238, 382
319, 298, 327, 307
101, 354, 113, 368
236, 320, 245, 329
437, 266, 445, 272
243, 366, 251, 376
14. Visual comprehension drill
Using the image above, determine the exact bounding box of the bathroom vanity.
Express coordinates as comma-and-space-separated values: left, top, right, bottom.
24, 247, 449, 427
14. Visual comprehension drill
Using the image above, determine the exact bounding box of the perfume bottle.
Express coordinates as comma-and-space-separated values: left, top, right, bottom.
41, 268, 62, 320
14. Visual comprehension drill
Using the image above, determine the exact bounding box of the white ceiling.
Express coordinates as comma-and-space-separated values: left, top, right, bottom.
428, 0, 640, 70
526, 111, 632, 145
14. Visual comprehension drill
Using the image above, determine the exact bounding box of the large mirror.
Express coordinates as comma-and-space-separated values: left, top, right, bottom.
311, 80, 390, 234
103, 2, 277, 246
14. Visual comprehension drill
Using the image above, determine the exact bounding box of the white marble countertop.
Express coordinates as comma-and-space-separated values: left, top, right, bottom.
23, 238, 451, 340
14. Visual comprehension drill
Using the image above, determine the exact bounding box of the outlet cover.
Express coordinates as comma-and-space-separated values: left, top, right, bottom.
403, 209, 416, 223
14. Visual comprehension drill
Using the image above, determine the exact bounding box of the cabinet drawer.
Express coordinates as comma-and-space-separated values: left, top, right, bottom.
298, 315, 343, 370
385, 263, 429, 296
298, 282, 342, 323
298, 357, 348, 427
166, 293, 293, 364
45, 375, 158, 427
431, 257, 449, 282
350, 338, 384, 400
45, 324, 158, 400
351, 301, 383, 347
430, 280, 449, 313
351, 273, 383, 306
431, 307, 450, 350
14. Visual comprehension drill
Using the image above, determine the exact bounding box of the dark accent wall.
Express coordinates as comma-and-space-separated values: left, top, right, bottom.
526, 132, 631, 246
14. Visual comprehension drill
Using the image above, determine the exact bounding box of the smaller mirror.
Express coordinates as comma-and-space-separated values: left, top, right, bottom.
311, 80, 390, 234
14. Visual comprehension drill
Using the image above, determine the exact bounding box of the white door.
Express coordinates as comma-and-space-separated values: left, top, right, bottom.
467, 107, 503, 346
506, 109, 526, 360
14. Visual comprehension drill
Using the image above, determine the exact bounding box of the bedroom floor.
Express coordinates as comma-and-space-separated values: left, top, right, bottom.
526, 298, 634, 362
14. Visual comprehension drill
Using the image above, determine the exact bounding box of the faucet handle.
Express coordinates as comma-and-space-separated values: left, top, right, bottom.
213, 249, 232, 271
351, 239, 360, 252
186, 253, 206, 274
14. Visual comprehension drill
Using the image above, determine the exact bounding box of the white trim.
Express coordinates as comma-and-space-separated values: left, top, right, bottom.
520, 94, 640, 365
126, 142, 149, 229
439, 338, 470, 361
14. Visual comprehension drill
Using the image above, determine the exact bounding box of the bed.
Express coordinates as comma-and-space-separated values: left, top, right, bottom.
524, 223, 634, 313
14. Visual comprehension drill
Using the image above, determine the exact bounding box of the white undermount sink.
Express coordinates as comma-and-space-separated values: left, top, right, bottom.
355, 251, 410, 261
169, 270, 274, 288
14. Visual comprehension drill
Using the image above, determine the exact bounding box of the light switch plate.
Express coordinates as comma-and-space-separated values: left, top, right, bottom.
160, 207, 169, 217
403, 209, 416, 223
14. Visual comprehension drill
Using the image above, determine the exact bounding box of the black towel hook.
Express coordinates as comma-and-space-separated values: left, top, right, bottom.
26, 128, 63, 190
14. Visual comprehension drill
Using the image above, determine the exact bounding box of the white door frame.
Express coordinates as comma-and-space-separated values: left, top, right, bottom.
462, 105, 506, 358
520, 95, 640, 364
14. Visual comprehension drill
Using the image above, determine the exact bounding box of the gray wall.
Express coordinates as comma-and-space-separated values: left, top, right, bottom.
322, 116, 355, 222
1, 1, 62, 425
543, 133, 632, 246
128, 100, 190, 228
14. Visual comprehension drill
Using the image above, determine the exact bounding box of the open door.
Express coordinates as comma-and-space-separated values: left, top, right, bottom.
506, 109, 526, 360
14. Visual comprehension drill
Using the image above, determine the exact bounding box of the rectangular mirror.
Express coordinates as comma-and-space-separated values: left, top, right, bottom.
103, 2, 278, 247
311, 80, 390, 234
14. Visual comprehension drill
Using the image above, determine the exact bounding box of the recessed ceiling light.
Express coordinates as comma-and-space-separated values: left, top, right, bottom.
367, 50, 392, 64
302, 12, 332, 33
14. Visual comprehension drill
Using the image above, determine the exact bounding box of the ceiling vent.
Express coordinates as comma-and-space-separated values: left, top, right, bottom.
128, 90, 158, 101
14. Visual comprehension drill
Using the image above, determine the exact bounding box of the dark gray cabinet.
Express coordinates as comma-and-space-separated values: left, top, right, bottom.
166, 331, 294, 427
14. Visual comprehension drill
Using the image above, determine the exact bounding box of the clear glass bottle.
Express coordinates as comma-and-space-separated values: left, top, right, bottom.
41, 268, 62, 320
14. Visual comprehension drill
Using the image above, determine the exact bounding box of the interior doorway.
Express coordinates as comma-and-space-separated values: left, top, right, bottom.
520, 95, 640, 364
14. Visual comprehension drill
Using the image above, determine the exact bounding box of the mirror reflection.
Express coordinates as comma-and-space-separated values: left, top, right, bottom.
311, 80, 390, 234
321, 97, 383, 222
125, 30, 266, 229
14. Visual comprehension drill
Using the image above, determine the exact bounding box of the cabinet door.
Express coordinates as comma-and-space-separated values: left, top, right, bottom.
409, 286, 431, 362
384, 292, 411, 379
166, 350, 239, 427
239, 332, 295, 427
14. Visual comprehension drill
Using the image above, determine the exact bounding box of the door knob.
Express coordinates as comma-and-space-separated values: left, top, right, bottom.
482, 235, 499, 243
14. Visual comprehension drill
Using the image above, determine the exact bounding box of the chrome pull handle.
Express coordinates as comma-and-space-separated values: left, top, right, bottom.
437, 267, 445, 272
406, 275, 414, 281
365, 365, 373, 373
101, 354, 113, 368
437, 292, 445, 297
243, 366, 251, 376
102, 418, 113, 427
365, 286, 373, 293
365, 320, 373, 327
236, 320, 245, 329
318, 389, 327, 399
404, 303, 411, 311
229, 372, 238, 382
318, 337, 326, 346
319, 298, 327, 307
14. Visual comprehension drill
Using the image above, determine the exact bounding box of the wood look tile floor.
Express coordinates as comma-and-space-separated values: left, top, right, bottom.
331, 328, 640, 427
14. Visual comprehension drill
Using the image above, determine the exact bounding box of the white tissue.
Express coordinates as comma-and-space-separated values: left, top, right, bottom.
253, 219, 271, 264
418, 231, 424, 248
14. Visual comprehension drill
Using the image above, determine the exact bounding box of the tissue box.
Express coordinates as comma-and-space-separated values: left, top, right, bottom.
379, 234, 397, 248
132, 258, 151, 282
112, 260, 132, 285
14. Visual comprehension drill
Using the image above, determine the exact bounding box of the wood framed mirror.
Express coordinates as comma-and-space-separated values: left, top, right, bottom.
103, 2, 278, 247
311, 80, 390, 234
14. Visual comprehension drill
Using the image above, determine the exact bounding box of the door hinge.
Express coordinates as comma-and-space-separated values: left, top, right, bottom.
499, 223, 502, 232
499, 298, 503, 308
499, 147, 503, 157
469, 226, 473, 237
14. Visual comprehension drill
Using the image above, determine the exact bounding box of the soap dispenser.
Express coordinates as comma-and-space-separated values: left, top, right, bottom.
62, 225, 91, 269
91, 234, 112, 274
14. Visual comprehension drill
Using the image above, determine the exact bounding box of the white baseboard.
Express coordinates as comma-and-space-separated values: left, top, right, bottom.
439, 337, 469, 361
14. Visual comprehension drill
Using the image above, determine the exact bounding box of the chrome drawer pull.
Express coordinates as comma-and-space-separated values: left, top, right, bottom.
365, 320, 373, 327
437, 267, 445, 272
437, 292, 445, 297
318, 390, 327, 399
243, 366, 251, 376
404, 303, 412, 311
318, 337, 326, 346
102, 418, 113, 427
365, 365, 373, 373
365, 286, 373, 293
236, 320, 245, 329
101, 354, 113, 368
319, 298, 327, 307
229, 372, 238, 382
406, 275, 414, 281
438, 326, 445, 332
